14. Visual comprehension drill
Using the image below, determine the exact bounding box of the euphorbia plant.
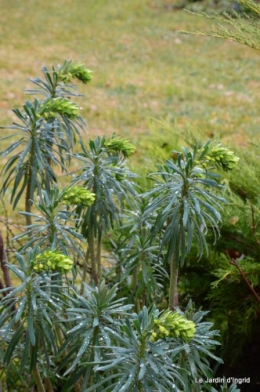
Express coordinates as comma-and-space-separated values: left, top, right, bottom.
114, 197, 167, 312
13, 185, 94, 262
72, 135, 136, 285
143, 140, 239, 309
0, 248, 71, 391
57, 280, 133, 390
0, 61, 92, 226
86, 304, 223, 392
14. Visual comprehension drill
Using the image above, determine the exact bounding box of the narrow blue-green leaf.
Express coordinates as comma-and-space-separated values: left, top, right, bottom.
194, 345, 223, 362
13, 175, 28, 209
165, 159, 185, 178
199, 199, 222, 222
11, 167, 28, 202
195, 178, 220, 187
34, 139, 45, 170
182, 197, 189, 227
1, 139, 24, 157
118, 365, 138, 392
0, 299, 17, 321
149, 341, 166, 356
16, 139, 32, 171
2, 154, 20, 173
186, 219, 194, 253
28, 303, 36, 346
20, 329, 31, 371
95, 357, 124, 372
14, 297, 27, 323
188, 192, 201, 215
64, 329, 93, 375
4, 323, 25, 365
84, 373, 119, 392
3, 279, 29, 300
37, 311, 56, 349
67, 319, 88, 335
138, 359, 146, 380
29, 335, 38, 370
180, 223, 186, 265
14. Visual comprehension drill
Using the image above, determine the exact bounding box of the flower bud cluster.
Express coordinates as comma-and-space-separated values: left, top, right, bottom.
59, 63, 92, 84
40, 97, 80, 119
200, 143, 239, 171
151, 310, 196, 342
32, 250, 73, 274
61, 186, 95, 206
105, 136, 135, 157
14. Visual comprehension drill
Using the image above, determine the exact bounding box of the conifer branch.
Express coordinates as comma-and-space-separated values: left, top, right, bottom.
250, 200, 260, 248
230, 257, 260, 303
182, 0, 260, 50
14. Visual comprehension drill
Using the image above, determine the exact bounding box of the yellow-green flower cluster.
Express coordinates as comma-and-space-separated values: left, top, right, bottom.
151, 310, 196, 342
32, 250, 73, 274
201, 143, 239, 171
61, 186, 95, 206
105, 136, 135, 157
59, 62, 92, 84
40, 97, 80, 119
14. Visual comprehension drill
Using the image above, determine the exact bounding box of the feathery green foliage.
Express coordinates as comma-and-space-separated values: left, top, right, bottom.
183, 0, 260, 50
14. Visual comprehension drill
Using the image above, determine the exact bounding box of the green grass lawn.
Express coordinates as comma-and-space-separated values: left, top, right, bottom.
0, 0, 259, 225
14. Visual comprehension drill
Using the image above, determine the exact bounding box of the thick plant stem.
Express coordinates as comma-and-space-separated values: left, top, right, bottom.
169, 254, 179, 310
25, 139, 36, 228
45, 121, 55, 193
0, 232, 16, 312
56, 324, 64, 348
0, 232, 12, 291
44, 378, 54, 392
74, 383, 82, 392
97, 228, 102, 278
80, 247, 90, 294
137, 338, 146, 391
89, 225, 97, 284
86, 326, 99, 389
31, 365, 46, 392
133, 265, 140, 312
25, 171, 33, 228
